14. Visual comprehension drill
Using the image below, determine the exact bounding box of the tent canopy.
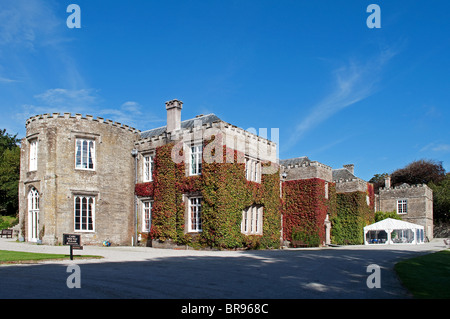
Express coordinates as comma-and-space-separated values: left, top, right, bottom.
364, 218, 424, 231
364, 218, 424, 245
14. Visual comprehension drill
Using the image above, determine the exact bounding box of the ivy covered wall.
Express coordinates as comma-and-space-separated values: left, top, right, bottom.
330, 184, 375, 245
282, 178, 333, 247
135, 138, 281, 249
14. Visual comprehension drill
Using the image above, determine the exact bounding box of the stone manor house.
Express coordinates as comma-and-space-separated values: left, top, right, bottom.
18, 99, 433, 247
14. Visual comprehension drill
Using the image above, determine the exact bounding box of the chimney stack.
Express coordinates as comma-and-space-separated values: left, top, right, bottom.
343, 164, 354, 175
385, 175, 391, 188
165, 99, 183, 133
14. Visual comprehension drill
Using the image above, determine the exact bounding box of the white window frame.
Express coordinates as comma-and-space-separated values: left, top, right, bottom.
397, 199, 408, 215
27, 187, 40, 242
188, 196, 202, 232
74, 195, 95, 232
189, 144, 202, 176
143, 155, 154, 182
75, 138, 95, 170
142, 200, 153, 232
29, 139, 38, 171
245, 156, 261, 183
241, 205, 263, 235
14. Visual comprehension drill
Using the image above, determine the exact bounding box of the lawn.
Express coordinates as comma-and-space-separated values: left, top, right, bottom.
395, 249, 450, 299
0, 250, 102, 264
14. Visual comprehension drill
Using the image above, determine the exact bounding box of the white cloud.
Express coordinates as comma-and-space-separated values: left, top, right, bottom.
421, 142, 450, 153
99, 101, 163, 129
285, 49, 397, 151
0, 0, 61, 50
34, 88, 99, 107
15, 88, 100, 124
0, 76, 19, 83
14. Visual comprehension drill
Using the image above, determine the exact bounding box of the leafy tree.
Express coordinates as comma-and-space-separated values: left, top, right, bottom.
0, 129, 20, 157
0, 129, 20, 216
391, 159, 445, 186
374, 211, 402, 222
369, 173, 389, 194
429, 174, 450, 222
372, 159, 449, 224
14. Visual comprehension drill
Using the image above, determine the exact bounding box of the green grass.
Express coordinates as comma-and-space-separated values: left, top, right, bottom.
0, 250, 102, 264
395, 249, 450, 299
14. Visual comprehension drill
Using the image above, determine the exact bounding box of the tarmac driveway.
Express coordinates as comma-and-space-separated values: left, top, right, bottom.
0, 238, 447, 299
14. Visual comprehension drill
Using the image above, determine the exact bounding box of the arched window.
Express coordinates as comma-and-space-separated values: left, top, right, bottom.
27, 187, 40, 242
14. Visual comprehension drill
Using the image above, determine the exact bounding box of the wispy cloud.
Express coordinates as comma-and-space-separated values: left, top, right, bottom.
420, 142, 450, 153
34, 88, 99, 107
99, 101, 163, 129
15, 88, 100, 123
284, 49, 397, 151
0, 76, 19, 83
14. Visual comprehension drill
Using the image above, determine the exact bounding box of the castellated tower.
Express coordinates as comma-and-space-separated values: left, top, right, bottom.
18, 113, 140, 245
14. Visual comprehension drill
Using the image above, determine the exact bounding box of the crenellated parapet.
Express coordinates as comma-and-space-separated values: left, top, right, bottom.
25, 113, 141, 135
379, 183, 429, 192
280, 157, 333, 182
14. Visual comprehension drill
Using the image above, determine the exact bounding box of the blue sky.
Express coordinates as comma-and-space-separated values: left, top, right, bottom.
0, 0, 449, 181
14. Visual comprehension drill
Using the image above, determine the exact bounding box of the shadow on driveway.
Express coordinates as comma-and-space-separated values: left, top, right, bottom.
0, 247, 429, 299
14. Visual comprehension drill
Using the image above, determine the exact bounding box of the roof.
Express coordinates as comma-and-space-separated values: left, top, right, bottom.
140, 113, 222, 139
279, 156, 311, 167
332, 168, 356, 181
364, 218, 424, 231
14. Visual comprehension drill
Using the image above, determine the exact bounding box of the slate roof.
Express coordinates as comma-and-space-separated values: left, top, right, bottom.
279, 156, 311, 167
332, 168, 357, 181
140, 113, 222, 139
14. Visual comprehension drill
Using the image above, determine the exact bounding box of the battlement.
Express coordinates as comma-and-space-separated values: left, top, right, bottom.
280, 158, 333, 182
25, 113, 141, 134
379, 183, 429, 192
281, 160, 332, 171
334, 177, 363, 183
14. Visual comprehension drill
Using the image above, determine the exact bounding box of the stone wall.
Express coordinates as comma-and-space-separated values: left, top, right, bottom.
281, 161, 332, 182
334, 178, 368, 194
19, 113, 140, 245
377, 183, 433, 239
133, 118, 278, 235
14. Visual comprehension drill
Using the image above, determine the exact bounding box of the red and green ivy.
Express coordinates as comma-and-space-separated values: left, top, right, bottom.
135, 137, 281, 249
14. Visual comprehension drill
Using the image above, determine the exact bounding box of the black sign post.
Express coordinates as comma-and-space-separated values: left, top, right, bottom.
63, 234, 81, 260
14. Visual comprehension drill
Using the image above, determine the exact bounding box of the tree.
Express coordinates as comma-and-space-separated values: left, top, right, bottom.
429, 174, 450, 222
0, 129, 20, 216
0, 129, 20, 157
369, 173, 389, 194
391, 159, 446, 186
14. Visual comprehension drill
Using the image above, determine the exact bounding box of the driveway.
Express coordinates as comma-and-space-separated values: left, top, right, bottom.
0, 238, 447, 299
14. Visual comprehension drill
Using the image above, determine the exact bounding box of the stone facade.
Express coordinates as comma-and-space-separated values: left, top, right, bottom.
18, 113, 140, 245
280, 157, 332, 182
376, 180, 434, 240
17, 100, 434, 247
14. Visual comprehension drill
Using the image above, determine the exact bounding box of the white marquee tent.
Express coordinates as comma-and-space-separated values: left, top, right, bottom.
364, 218, 425, 245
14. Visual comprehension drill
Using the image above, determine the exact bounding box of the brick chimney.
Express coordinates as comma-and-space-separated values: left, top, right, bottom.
165, 99, 183, 133
343, 164, 354, 175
